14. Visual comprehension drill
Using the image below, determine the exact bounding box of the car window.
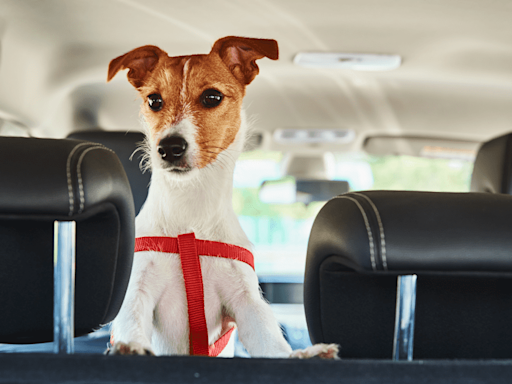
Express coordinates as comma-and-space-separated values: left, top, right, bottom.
234, 150, 474, 278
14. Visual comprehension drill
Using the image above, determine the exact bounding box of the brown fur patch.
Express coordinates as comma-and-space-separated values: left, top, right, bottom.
107, 37, 279, 169
138, 53, 245, 168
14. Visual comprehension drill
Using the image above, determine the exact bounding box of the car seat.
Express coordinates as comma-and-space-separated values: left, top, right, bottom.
0, 136, 135, 351
470, 132, 512, 193
304, 190, 512, 359
67, 130, 150, 215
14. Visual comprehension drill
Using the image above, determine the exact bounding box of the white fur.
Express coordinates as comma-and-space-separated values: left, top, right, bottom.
111, 107, 339, 359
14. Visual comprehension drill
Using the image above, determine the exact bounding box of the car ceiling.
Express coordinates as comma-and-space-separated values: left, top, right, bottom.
1, 0, 512, 153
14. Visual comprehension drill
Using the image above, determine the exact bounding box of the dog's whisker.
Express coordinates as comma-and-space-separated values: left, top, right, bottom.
130, 137, 152, 173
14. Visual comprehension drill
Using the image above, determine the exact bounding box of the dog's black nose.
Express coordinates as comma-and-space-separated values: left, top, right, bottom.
157, 136, 188, 162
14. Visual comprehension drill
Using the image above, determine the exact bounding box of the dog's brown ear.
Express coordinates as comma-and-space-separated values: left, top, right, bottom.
211, 36, 278, 86
107, 45, 167, 88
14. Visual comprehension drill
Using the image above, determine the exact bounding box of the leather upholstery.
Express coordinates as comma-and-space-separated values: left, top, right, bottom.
67, 130, 150, 215
470, 133, 512, 193
306, 191, 512, 274
0, 137, 135, 343
305, 191, 512, 358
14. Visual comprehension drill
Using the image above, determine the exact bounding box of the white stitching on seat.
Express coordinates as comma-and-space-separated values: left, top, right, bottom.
352, 193, 388, 271
76, 145, 116, 214
333, 195, 376, 271
66, 142, 93, 216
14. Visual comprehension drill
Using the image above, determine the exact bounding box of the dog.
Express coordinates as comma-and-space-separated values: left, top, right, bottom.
106, 36, 339, 359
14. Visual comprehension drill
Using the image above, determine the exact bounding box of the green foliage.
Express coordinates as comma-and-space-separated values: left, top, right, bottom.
367, 155, 473, 192
232, 153, 474, 219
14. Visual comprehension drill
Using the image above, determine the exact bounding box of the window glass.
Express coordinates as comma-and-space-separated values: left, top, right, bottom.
233, 151, 474, 278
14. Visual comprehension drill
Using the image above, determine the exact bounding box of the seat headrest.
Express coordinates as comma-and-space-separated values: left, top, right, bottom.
67, 130, 150, 215
470, 133, 512, 194
0, 137, 134, 217
306, 191, 512, 274
0, 137, 135, 343
305, 190, 512, 359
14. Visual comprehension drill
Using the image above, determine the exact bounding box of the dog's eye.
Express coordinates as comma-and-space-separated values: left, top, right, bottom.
148, 93, 163, 111
200, 89, 223, 108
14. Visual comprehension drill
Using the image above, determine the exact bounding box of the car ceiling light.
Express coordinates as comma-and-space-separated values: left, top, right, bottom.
294, 52, 401, 71
274, 128, 355, 144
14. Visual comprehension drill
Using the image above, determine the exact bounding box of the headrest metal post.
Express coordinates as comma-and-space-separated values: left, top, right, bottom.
53, 221, 76, 354
392, 274, 417, 361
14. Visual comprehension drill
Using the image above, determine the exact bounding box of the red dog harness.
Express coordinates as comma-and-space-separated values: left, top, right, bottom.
132, 233, 254, 356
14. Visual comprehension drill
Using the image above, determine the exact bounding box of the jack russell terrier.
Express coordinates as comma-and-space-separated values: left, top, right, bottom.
106, 36, 338, 359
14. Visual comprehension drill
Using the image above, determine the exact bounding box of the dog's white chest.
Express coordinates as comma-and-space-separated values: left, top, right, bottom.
135, 251, 245, 356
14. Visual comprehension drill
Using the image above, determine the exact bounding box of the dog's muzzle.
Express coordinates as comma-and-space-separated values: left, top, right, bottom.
157, 136, 188, 165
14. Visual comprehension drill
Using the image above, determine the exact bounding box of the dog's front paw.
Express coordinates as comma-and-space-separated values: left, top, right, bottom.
109, 341, 155, 356
290, 343, 339, 360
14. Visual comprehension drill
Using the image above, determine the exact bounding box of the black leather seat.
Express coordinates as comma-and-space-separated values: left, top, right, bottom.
471, 132, 512, 193
0, 136, 135, 343
305, 190, 512, 359
67, 131, 150, 215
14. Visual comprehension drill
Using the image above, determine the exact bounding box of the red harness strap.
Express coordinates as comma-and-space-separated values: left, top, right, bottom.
134, 233, 254, 356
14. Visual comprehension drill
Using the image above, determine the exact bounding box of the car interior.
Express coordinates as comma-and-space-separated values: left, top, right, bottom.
2, 1, 512, 383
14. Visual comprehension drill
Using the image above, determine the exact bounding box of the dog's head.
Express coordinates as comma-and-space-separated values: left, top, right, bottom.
107, 36, 278, 179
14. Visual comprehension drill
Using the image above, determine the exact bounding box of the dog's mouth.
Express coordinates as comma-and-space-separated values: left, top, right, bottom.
169, 166, 192, 174
159, 161, 193, 173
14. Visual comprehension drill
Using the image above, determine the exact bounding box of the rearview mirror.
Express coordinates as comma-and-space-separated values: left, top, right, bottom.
259, 178, 349, 204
